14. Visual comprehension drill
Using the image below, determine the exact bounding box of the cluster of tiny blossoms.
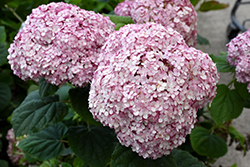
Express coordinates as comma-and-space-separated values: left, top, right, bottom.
227, 29, 250, 92
6, 129, 27, 166
8, 2, 115, 86
89, 23, 219, 159
114, 0, 197, 46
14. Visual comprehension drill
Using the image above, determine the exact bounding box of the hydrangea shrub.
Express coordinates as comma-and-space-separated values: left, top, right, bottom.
2, 0, 248, 167
89, 23, 219, 159
114, 0, 197, 46
227, 29, 250, 92
7, 2, 115, 87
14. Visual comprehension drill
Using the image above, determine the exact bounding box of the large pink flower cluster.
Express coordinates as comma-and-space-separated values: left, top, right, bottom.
227, 29, 250, 92
89, 23, 219, 159
8, 2, 115, 86
114, 0, 197, 46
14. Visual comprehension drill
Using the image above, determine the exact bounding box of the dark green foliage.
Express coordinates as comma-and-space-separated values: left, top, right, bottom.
11, 90, 68, 136
39, 77, 59, 98
102, 14, 134, 30
0, 160, 8, 167
0, 43, 8, 66
171, 149, 205, 167
190, 127, 227, 158
190, 0, 200, 7
234, 81, 250, 100
68, 125, 116, 167
0, 82, 11, 111
18, 123, 67, 161
111, 143, 178, 167
69, 87, 101, 126
209, 54, 235, 73
199, 1, 229, 12
197, 34, 210, 45
210, 84, 244, 125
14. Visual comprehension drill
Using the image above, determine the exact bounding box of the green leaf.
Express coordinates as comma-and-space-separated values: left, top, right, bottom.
61, 147, 73, 156
18, 123, 67, 161
190, 127, 227, 158
63, 108, 75, 120
114, 23, 127, 30
0, 43, 8, 66
231, 163, 237, 167
244, 97, 250, 108
69, 87, 101, 126
210, 84, 244, 125
0, 19, 21, 29
94, 0, 109, 2
234, 81, 250, 100
199, 120, 214, 130
209, 54, 235, 73
39, 77, 58, 98
27, 84, 39, 94
93, 2, 106, 13
73, 157, 85, 167
40, 161, 53, 167
190, 0, 201, 7
102, 14, 134, 30
11, 90, 68, 136
64, 0, 82, 5
111, 143, 177, 167
199, 1, 229, 12
61, 162, 72, 167
68, 125, 116, 167
0, 82, 11, 111
171, 149, 205, 167
55, 84, 72, 101
0, 26, 6, 43
0, 160, 8, 167
25, 154, 37, 163
196, 34, 210, 45
219, 51, 227, 56
40, 158, 60, 167
0, 69, 13, 85
229, 126, 246, 154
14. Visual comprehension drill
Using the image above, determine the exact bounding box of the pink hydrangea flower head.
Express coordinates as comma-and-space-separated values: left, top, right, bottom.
8, 2, 115, 86
89, 23, 219, 159
227, 29, 250, 92
114, 0, 197, 46
114, 1, 134, 17
6, 129, 27, 165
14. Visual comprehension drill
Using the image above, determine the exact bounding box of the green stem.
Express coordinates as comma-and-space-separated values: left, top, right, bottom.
61, 140, 68, 143
5, 4, 24, 23
109, 1, 116, 8
226, 78, 236, 87
60, 101, 71, 104
12, 151, 25, 156
9, 101, 18, 108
